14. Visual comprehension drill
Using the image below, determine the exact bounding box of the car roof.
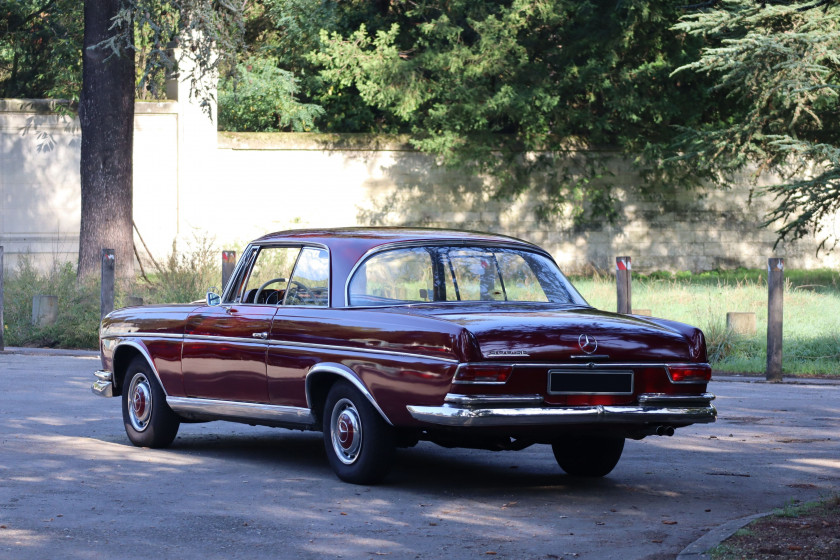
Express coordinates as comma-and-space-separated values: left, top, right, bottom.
249, 227, 550, 307
252, 227, 541, 253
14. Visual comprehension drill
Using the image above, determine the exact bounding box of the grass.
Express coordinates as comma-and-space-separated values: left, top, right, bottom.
3, 253, 839, 378
571, 268, 840, 377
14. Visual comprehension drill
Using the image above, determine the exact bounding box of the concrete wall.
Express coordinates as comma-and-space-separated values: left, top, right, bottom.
1, 100, 838, 274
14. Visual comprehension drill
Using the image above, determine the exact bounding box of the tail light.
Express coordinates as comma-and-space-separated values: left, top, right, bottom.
667, 364, 712, 384
453, 364, 513, 384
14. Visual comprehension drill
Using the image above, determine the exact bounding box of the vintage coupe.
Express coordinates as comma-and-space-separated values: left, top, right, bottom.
92, 228, 716, 484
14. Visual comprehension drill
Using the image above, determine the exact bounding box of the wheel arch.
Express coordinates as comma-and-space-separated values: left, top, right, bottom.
305, 363, 393, 427
111, 340, 166, 398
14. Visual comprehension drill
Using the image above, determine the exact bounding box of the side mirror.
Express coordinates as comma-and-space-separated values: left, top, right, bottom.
206, 292, 222, 306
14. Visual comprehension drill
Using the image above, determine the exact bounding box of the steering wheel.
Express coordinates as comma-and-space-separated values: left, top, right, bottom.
283, 279, 312, 305
254, 277, 286, 305
254, 278, 311, 305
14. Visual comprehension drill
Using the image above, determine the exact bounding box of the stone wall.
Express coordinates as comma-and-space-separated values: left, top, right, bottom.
1, 100, 838, 274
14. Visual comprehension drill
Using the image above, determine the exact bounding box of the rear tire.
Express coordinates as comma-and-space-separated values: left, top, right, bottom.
552, 435, 625, 477
121, 357, 180, 448
322, 381, 394, 484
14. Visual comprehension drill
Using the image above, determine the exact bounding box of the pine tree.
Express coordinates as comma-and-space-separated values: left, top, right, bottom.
672, 0, 840, 251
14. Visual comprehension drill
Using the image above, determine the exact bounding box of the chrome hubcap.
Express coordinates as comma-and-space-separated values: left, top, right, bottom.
331, 398, 362, 465
128, 373, 152, 432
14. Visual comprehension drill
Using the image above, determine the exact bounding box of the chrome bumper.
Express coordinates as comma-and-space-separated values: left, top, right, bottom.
91, 370, 114, 398
407, 393, 717, 427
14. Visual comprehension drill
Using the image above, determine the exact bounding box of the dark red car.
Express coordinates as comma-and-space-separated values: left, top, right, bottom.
92, 228, 716, 484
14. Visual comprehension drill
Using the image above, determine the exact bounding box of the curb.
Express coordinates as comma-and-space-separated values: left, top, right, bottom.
713, 374, 840, 385
676, 512, 771, 559
0, 347, 99, 358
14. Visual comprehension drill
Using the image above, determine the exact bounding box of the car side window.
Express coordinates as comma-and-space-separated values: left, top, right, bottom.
240, 247, 300, 304
284, 247, 329, 306
348, 248, 433, 306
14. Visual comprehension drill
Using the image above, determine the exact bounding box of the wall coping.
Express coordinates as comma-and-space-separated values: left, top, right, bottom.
0, 98, 77, 114
217, 131, 416, 152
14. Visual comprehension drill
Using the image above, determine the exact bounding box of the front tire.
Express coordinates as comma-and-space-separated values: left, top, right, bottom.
322, 381, 394, 484
121, 357, 180, 448
552, 435, 625, 477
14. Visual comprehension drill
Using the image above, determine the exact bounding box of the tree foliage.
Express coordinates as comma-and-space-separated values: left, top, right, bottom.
218, 56, 323, 131
672, 0, 840, 251
309, 0, 715, 224
0, 0, 83, 99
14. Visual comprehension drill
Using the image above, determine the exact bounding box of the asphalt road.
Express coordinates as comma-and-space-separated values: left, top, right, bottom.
1, 351, 838, 560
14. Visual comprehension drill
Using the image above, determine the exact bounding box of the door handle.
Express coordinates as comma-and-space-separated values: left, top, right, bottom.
252, 332, 268, 339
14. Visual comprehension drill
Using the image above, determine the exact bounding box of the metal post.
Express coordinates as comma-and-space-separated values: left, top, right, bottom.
0, 246, 4, 352
616, 256, 632, 314
766, 258, 784, 382
222, 250, 236, 290
101, 249, 115, 320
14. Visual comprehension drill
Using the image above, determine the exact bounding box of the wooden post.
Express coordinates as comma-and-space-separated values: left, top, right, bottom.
616, 256, 632, 314
222, 250, 236, 291
101, 249, 115, 320
766, 258, 784, 382
0, 246, 4, 352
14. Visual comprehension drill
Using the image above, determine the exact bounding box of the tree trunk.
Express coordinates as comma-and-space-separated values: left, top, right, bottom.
79, 0, 135, 279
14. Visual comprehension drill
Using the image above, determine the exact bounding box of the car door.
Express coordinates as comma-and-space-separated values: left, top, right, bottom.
266, 246, 331, 407
181, 245, 300, 403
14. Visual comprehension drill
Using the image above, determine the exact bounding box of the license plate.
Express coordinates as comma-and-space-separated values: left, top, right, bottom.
547, 369, 634, 395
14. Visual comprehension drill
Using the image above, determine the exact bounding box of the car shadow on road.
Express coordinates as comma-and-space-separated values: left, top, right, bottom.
157, 428, 616, 493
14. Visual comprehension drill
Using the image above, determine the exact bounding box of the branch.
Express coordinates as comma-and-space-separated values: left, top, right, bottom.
680, 0, 720, 10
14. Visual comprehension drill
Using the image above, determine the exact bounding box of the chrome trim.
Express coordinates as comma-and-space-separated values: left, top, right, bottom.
444, 394, 544, 406
102, 332, 458, 363
638, 393, 716, 405
343, 240, 554, 307
267, 338, 459, 364
406, 402, 717, 428
167, 397, 317, 428
305, 364, 394, 426
91, 370, 114, 398
102, 332, 182, 340
106, 339, 171, 398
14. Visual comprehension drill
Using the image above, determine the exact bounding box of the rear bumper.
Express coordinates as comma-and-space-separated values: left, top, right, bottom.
406, 392, 717, 427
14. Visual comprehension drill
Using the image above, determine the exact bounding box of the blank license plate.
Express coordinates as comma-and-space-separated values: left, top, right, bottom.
548, 369, 634, 395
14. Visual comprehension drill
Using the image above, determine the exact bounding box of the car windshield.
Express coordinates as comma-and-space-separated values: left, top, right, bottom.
348, 245, 587, 307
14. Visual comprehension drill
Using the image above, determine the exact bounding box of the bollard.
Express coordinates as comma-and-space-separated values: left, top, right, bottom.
126, 296, 144, 307
727, 312, 756, 336
32, 295, 59, 326
0, 246, 4, 351
616, 256, 632, 314
766, 258, 784, 382
222, 250, 236, 291
101, 249, 115, 320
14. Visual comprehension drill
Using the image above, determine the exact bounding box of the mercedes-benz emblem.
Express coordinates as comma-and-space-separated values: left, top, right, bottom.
578, 334, 598, 354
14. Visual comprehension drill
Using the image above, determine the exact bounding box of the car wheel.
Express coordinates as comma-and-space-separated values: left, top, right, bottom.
121, 357, 180, 448
551, 435, 625, 477
323, 381, 394, 484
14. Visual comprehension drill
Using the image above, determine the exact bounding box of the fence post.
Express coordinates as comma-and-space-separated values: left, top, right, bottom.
766, 258, 784, 382
222, 250, 236, 290
0, 246, 4, 352
616, 256, 632, 314
101, 249, 115, 320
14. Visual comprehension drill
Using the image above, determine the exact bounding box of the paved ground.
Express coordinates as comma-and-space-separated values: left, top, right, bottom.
1, 351, 838, 560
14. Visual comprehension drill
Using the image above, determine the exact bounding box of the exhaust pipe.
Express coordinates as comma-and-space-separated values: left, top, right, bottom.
655, 425, 675, 437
